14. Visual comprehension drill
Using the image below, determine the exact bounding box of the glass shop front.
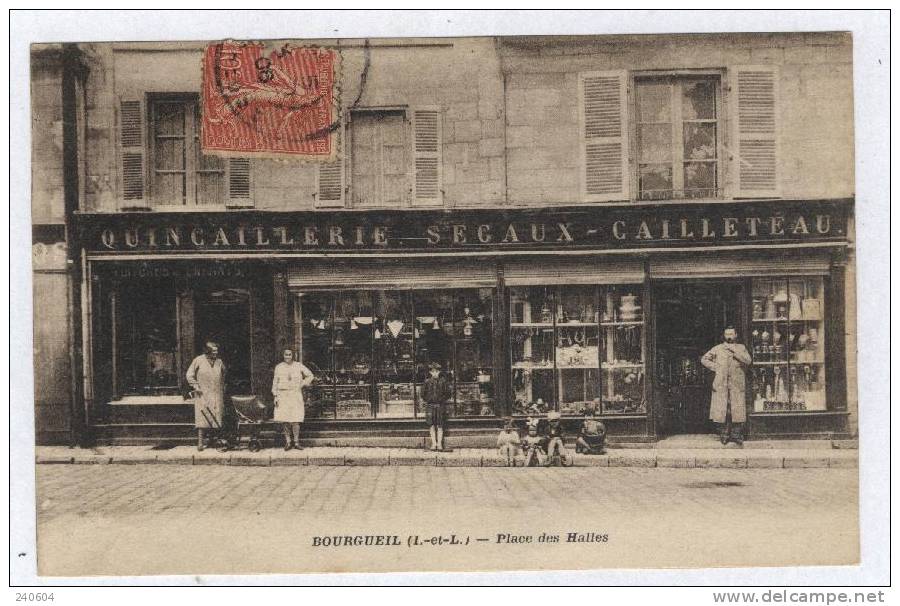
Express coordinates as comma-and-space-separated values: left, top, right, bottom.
79, 201, 852, 441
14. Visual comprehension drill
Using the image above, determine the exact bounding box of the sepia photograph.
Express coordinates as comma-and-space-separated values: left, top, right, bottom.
11, 9, 890, 587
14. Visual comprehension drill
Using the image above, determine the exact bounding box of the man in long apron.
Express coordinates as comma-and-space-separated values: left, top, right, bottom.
186, 341, 227, 451
701, 327, 752, 446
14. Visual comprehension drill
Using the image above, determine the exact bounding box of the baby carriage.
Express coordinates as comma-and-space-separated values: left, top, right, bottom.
231, 395, 276, 452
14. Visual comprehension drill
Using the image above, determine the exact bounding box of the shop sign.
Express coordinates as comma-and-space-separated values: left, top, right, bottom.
79, 200, 849, 254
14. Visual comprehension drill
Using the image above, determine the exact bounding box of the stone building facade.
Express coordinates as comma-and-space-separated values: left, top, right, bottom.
32, 33, 855, 445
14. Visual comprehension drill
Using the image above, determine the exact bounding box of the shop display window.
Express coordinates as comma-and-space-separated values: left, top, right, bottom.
297, 288, 496, 419
599, 286, 646, 414
510, 285, 646, 416
299, 293, 338, 419
116, 282, 179, 396
334, 291, 376, 419
751, 277, 827, 412
451, 289, 495, 417
374, 291, 415, 418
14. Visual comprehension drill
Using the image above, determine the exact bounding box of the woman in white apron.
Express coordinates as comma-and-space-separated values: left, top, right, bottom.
186, 342, 227, 451
272, 348, 315, 450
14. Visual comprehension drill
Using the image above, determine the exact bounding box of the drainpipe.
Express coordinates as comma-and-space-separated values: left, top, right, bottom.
61, 44, 86, 446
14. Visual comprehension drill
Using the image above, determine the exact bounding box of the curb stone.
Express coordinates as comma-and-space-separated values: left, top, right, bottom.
695, 456, 748, 469
229, 455, 272, 467
746, 455, 785, 469
270, 454, 309, 466
828, 455, 859, 469
34, 446, 858, 468
656, 455, 696, 469
609, 454, 657, 468
783, 455, 830, 469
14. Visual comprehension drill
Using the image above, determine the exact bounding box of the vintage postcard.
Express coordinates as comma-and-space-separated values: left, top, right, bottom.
19, 11, 884, 583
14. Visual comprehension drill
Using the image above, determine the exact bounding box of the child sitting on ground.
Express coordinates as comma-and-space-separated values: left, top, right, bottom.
576, 408, 607, 455
496, 417, 522, 466
522, 417, 547, 467
544, 411, 571, 466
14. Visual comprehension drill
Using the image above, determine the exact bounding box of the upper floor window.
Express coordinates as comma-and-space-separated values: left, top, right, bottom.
579, 67, 779, 203
350, 110, 409, 208
315, 107, 443, 208
634, 76, 720, 201
117, 94, 251, 208
150, 97, 224, 206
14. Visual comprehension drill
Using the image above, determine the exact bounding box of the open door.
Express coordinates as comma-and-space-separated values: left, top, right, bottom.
654, 281, 743, 435
194, 288, 252, 395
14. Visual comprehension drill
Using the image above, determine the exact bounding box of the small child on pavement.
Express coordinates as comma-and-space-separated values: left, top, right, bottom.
496, 417, 522, 466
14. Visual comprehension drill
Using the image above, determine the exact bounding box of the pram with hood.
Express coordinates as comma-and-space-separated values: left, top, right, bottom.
230, 395, 278, 451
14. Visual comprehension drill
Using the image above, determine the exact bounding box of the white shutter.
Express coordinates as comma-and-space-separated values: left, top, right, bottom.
579, 71, 629, 202
731, 65, 780, 198
316, 125, 345, 207
118, 98, 146, 205
411, 107, 443, 206
226, 158, 252, 206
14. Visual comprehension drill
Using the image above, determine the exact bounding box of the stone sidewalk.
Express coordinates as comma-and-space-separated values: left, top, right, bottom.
35, 441, 858, 469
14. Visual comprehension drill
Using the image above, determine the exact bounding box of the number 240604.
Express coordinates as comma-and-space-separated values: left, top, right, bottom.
16, 594, 54, 602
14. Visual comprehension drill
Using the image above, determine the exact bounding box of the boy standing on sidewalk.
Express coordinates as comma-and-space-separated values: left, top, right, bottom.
423, 362, 452, 451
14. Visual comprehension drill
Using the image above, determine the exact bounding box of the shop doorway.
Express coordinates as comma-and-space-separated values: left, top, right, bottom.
654, 281, 743, 435
194, 288, 252, 394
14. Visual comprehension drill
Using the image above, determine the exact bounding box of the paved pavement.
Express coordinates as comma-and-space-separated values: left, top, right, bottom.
34, 464, 859, 577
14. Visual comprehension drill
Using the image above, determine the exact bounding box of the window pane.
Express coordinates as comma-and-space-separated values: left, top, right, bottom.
380, 117, 404, 146
638, 123, 672, 163
557, 286, 600, 415
350, 111, 407, 208
352, 175, 378, 207
683, 162, 717, 197
413, 290, 454, 383
681, 79, 717, 120
510, 287, 555, 415
453, 289, 495, 417
154, 173, 185, 205
788, 278, 827, 410
334, 291, 374, 419
300, 293, 336, 420
635, 82, 671, 123
374, 290, 414, 418
683, 123, 717, 160
413, 290, 455, 419
154, 138, 184, 171
382, 174, 407, 207
600, 286, 646, 414
117, 282, 178, 396
750, 279, 792, 412
638, 164, 673, 199
155, 103, 185, 136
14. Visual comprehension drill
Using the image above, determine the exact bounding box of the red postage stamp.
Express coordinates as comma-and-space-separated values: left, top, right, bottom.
201, 41, 339, 160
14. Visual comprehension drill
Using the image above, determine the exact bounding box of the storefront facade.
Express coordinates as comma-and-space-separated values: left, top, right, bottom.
76, 199, 852, 443
32, 33, 856, 444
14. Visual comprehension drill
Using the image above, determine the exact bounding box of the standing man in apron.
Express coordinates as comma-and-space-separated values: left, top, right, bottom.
701, 327, 753, 446
186, 341, 227, 451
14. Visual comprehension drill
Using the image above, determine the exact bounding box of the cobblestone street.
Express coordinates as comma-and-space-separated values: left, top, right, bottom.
35, 465, 859, 576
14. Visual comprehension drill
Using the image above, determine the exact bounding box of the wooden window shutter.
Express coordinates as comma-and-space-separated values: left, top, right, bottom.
579, 70, 629, 202
226, 158, 252, 206
731, 65, 780, 198
411, 107, 443, 206
315, 126, 346, 207
118, 98, 146, 205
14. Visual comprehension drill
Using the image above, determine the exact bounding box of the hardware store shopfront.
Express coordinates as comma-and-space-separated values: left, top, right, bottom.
77, 199, 852, 444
